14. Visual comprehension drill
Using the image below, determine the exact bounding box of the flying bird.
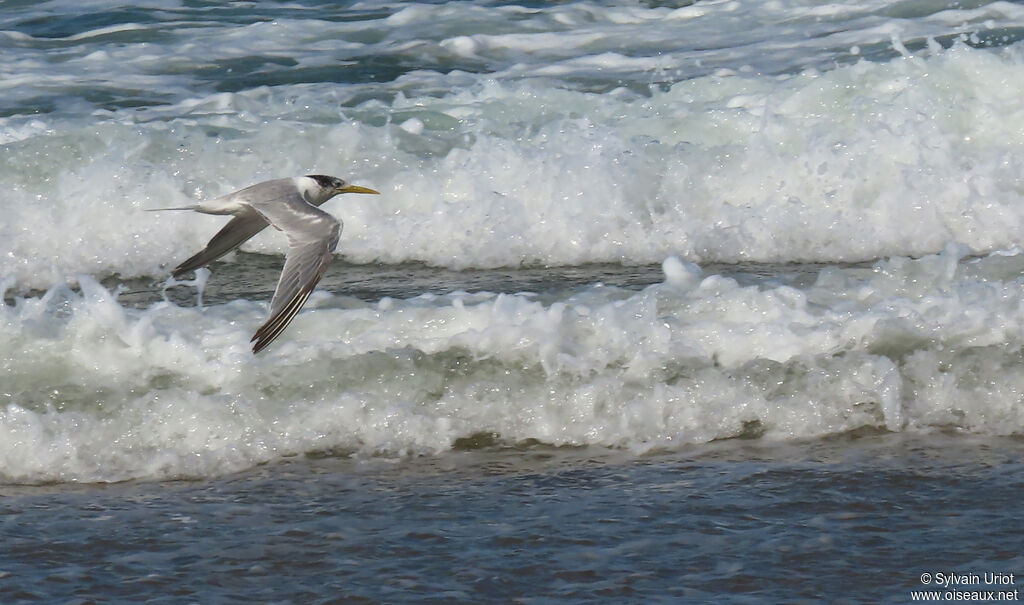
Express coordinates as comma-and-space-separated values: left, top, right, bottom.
152, 175, 380, 353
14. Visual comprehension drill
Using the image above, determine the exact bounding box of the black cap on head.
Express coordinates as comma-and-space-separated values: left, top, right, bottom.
307, 174, 344, 189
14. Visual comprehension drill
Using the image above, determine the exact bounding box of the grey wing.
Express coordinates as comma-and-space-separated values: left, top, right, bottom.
250, 235, 338, 353
172, 210, 269, 278
248, 192, 341, 353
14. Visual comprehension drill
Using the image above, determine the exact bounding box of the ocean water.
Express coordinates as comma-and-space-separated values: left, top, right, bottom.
2, 0, 1024, 601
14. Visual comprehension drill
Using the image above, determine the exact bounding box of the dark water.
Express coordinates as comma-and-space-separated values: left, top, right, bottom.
2, 434, 1021, 603
107, 253, 855, 309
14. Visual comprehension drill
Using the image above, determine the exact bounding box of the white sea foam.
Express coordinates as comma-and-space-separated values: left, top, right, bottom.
2, 249, 1023, 483
5, 1, 1024, 484
4, 41, 1024, 287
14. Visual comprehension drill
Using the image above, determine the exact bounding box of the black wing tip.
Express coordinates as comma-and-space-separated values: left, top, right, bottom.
250, 323, 278, 354
249, 288, 315, 354
249, 322, 286, 354
251, 336, 271, 354
250, 319, 277, 353
170, 253, 209, 278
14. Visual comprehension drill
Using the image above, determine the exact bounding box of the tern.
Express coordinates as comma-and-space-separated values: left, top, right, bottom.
152, 175, 380, 353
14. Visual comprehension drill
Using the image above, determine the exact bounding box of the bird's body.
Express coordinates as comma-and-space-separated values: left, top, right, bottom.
156, 175, 380, 353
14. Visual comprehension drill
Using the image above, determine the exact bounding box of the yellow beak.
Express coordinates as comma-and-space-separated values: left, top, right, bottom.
338, 184, 380, 195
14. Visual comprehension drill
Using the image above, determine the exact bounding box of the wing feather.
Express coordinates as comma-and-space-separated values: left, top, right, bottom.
250, 240, 334, 353
251, 287, 316, 354
248, 193, 341, 353
172, 210, 268, 278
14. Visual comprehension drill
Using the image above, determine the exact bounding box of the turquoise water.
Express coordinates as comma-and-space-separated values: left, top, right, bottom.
2, 0, 1024, 601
